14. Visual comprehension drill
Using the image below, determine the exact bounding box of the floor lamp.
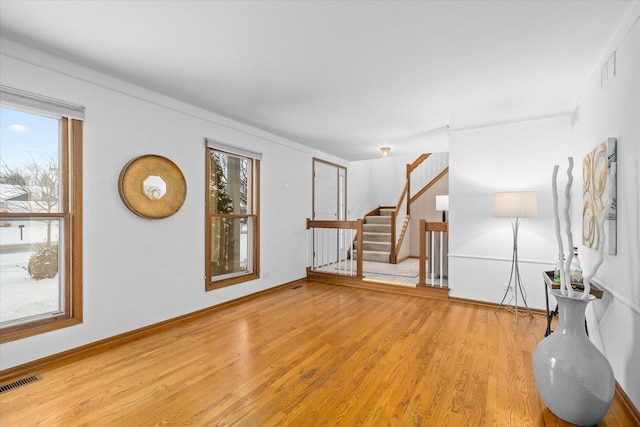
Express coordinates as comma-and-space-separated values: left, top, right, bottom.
493, 191, 537, 321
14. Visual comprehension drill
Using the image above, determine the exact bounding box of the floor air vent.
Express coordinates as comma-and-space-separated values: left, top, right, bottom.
0, 374, 42, 394
291, 285, 303, 289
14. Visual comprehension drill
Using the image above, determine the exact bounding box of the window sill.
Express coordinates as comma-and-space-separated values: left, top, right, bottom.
206, 273, 260, 291
0, 316, 82, 343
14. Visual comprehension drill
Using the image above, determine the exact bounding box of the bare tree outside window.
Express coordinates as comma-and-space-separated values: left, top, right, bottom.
1, 106, 68, 337
0, 95, 83, 342
1, 155, 60, 245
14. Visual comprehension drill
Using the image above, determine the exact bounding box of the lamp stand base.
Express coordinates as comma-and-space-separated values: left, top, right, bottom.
495, 218, 533, 323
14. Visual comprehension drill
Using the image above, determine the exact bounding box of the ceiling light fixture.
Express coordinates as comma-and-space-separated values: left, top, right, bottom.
380, 147, 391, 157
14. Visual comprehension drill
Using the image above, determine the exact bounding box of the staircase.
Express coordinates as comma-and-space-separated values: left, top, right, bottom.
354, 208, 394, 263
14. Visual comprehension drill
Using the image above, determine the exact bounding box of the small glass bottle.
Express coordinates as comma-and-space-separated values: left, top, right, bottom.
570, 247, 583, 284
554, 257, 565, 284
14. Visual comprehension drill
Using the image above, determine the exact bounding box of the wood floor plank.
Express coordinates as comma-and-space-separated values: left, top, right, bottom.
0, 281, 637, 426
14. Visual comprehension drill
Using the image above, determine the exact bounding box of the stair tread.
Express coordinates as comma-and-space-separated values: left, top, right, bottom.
361, 231, 391, 244
365, 217, 392, 224
363, 245, 390, 251
356, 208, 395, 264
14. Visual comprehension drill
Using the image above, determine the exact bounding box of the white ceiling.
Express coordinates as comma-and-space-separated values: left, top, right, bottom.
0, 1, 637, 161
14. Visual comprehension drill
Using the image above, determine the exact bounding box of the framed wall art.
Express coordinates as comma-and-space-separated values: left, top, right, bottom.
582, 138, 617, 255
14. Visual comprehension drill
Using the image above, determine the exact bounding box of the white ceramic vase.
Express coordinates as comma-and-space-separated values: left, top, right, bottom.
533, 290, 615, 426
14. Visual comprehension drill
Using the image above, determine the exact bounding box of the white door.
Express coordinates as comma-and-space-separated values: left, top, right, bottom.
313, 159, 347, 267
313, 160, 338, 220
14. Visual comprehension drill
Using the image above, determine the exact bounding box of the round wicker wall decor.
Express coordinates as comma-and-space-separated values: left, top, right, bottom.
118, 154, 187, 219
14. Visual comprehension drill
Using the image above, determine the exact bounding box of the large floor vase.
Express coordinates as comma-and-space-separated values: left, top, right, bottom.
533, 290, 615, 426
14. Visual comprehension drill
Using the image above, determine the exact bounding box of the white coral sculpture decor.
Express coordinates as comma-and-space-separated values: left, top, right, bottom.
551, 157, 616, 299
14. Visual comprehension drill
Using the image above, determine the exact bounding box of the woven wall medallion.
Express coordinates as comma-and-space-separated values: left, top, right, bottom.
118, 154, 187, 219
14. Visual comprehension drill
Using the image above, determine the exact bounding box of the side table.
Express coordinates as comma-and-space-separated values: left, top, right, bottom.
542, 271, 603, 337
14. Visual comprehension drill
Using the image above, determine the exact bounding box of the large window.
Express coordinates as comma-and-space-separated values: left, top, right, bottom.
0, 87, 83, 342
205, 139, 260, 290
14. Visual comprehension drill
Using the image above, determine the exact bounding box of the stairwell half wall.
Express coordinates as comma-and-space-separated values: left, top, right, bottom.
448, 115, 571, 310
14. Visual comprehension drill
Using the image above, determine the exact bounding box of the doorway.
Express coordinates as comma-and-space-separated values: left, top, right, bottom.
312, 158, 347, 268
312, 158, 346, 221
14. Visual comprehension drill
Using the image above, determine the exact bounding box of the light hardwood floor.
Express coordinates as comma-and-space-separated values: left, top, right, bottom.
0, 281, 636, 426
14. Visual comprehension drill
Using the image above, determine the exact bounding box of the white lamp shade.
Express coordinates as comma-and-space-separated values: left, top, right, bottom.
436, 195, 449, 211
493, 191, 538, 218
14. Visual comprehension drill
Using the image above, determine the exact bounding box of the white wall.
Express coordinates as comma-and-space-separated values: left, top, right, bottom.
0, 39, 346, 370
569, 15, 640, 409
448, 116, 570, 310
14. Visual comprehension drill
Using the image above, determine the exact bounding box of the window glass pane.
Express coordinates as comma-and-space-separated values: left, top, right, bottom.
0, 107, 61, 214
0, 218, 64, 326
209, 152, 249, 214
210, 216, 251, 278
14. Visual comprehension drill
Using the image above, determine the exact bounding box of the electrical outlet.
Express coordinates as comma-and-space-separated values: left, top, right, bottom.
504, 284, 514, 292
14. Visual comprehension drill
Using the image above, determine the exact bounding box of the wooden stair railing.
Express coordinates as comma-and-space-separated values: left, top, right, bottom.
408, 152, 448, 202
390, 153, 441, 264
389, 180, 409, 264
306, 218, 363, 277
367, 152, 450, 266
410, 167, 449, 205
418, 219, 448, 287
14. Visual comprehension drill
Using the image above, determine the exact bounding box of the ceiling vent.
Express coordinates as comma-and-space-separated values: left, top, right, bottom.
601, 51, 616, 88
